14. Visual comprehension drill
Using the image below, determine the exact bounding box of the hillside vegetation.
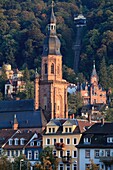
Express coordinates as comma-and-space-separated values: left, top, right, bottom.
0, 0, 113, 89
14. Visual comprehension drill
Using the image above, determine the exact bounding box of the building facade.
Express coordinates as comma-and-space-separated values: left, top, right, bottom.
77, 121, 113, 170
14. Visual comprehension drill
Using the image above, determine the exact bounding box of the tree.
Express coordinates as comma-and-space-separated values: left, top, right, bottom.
35, 146, 58, 170
86, 159, 100, 170
0, 155, 12, 170
68, 92, 83, 116
99, 57, 108, 89
13, 154, 30, 170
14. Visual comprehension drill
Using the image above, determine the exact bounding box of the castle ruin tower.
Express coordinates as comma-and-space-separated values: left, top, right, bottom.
39, 1, 68, 120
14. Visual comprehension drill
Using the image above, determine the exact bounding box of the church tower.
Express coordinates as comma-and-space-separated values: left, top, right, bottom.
39, 2, 68, 119
90, 61, 106, 104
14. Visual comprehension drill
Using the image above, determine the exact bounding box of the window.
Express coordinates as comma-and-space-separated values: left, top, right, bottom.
46, 139, 50, 145
95, 150, 99, 158
51, 63, 54, 74
60, 138, 63, 143
67, 138, 70, 145
65, 128, 68, 133
53, 128, 55, 133
37, 141, 41, 146
67, 150, 70, 156
9, 139, 13, 145
67, 164, 70, 170
34, 150, 39, 160
69, 128, 72, 133
53, 150, 56, 156
105, 150, 110, 157
44, 63, 47, 74
73, 163, 77, 170
60, 150, 63, 158
59, 164, 63, 170
53, 138, 56, 145
11, 150, 14, 157
85, 150, 90, 158
30, 142, 34, 146
73, 150, 77, 158
20, 138, 25, 145
15, 150, 18, 157
107, 137, 113, 143
14, 138, 19, 145
84, 137, 91, 144
28, 151, 32, 160
49, 128, 51, 133
7, 150, 10, 157
73, 138, 77, 145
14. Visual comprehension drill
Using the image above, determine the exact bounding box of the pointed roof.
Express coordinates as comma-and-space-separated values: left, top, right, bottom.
14, 114, 18, 124
50, 1, 56, 24
91, 60, 97, 77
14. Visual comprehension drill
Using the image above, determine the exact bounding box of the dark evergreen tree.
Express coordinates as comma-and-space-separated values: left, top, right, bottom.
99, 57, 108, 89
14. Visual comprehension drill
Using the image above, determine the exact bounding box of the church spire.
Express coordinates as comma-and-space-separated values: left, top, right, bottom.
42, 1, 61, 56
48, 1, 56, 35
91, 60, 97, 77
91, 60, 98, 84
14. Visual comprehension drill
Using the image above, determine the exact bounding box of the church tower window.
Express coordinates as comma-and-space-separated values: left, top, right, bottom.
51, 63, 54, 74
44, 63, 47, 74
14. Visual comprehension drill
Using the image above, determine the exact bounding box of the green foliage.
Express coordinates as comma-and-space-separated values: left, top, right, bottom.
68, 92, 83, 115
35, 146, 58, 170
0, 155, 12, 170
13, 154, 30, 170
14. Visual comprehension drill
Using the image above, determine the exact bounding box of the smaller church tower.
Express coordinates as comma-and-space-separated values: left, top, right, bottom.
90, 61, 98, 84
90, 61, 106, 104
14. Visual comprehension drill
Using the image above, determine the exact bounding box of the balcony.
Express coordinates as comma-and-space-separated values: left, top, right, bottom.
62, 156, 72, 164
54, 143, 65, 151
100, 156, 113, 164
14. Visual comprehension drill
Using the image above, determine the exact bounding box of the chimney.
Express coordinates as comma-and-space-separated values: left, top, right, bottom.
88, 113, 91, 123
13, 114, 18, 130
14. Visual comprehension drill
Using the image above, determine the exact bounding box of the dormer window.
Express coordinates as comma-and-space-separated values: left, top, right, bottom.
20, 138, 25, 145
37, 141, 41, 146
30, 142, 34, 146
84, 137, 91, 144
107, 137, 113, 143
9, 139, 13, 145
14, 138, 19, 145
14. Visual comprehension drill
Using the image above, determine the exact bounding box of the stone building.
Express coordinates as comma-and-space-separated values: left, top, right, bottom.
35, 4, 68, 120
80, 61, 106, 105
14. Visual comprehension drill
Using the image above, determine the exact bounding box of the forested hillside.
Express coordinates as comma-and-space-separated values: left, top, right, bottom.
0, 0, 113, 89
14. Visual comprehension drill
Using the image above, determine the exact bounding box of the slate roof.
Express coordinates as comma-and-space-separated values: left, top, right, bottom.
77, 122, 113, 148
0, 129, 16, 147
0, 99, 47, 129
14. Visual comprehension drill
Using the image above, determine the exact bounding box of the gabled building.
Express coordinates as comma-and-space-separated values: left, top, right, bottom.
43, 118, 96, 170
0, 129, 42, 167
77, 120, 113, 170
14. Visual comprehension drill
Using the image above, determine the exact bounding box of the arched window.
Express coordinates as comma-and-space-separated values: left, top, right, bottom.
44, 63, 47, 74
51, 63, 54, 74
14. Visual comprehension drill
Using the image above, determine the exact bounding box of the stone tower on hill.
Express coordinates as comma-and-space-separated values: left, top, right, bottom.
35, 3, 68, 120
